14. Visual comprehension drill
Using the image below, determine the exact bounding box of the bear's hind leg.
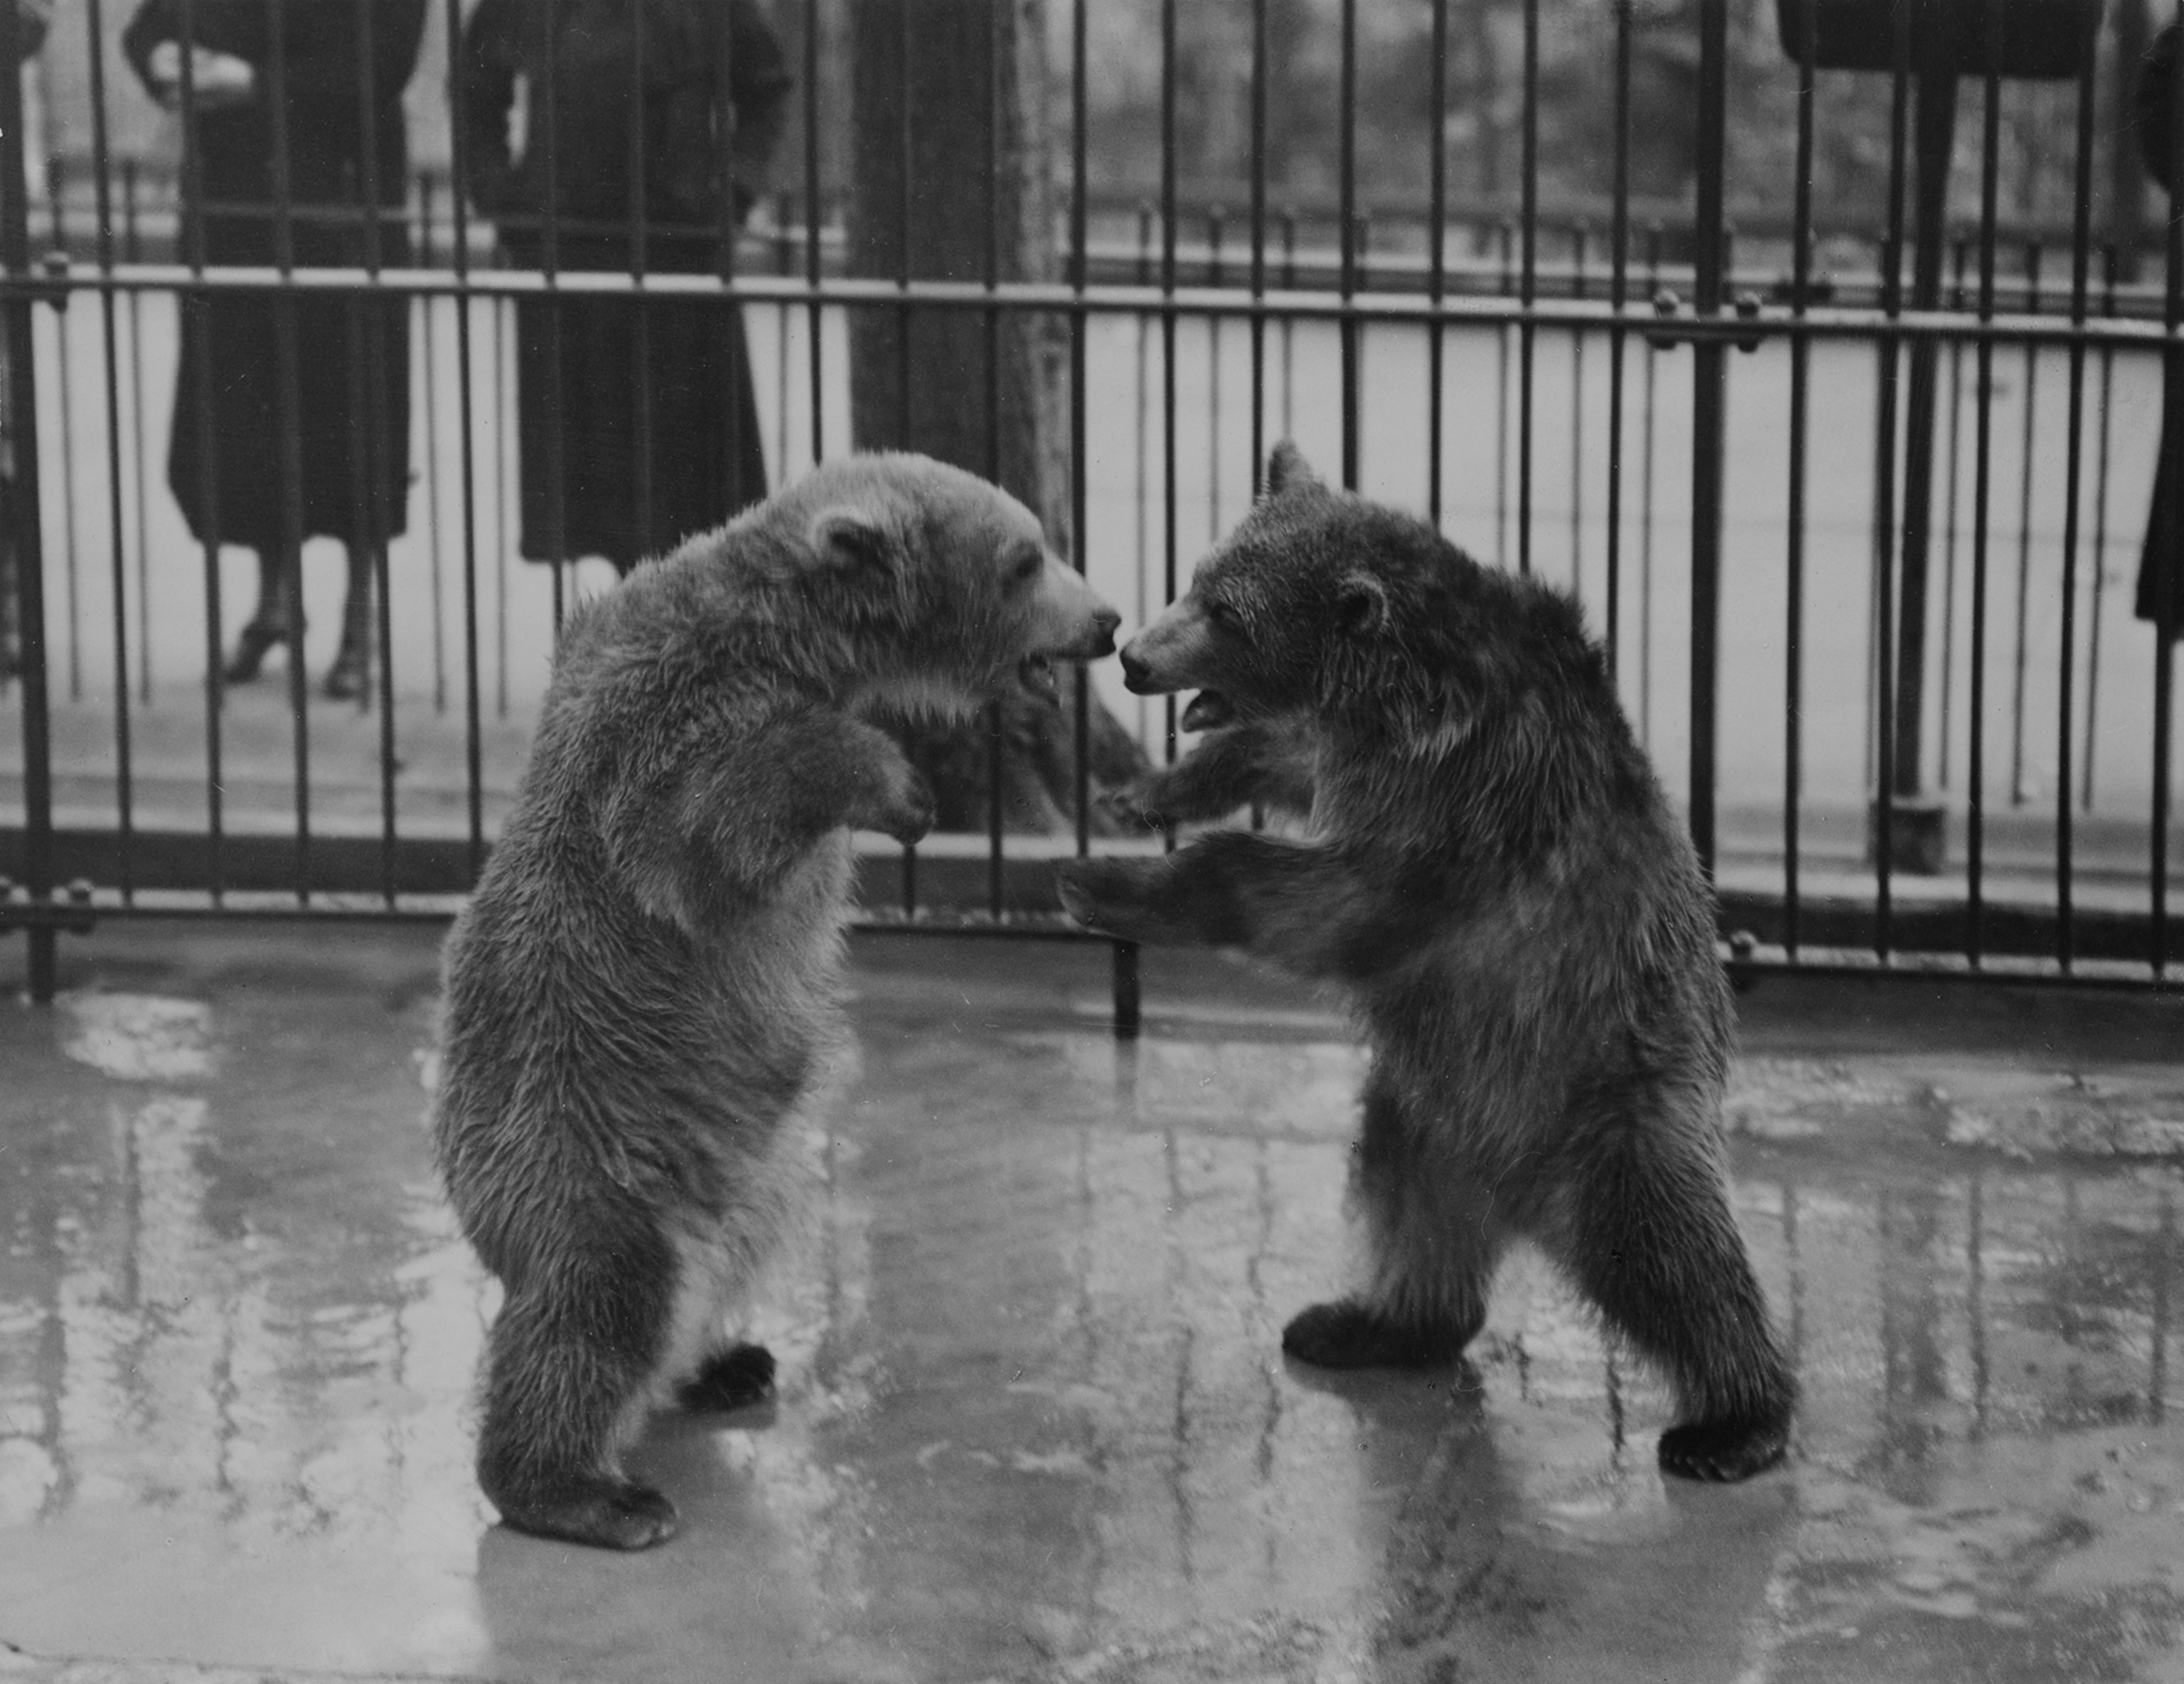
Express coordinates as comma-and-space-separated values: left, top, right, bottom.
678, 1341, 777, 1412
1283, 1073, 1498, 1370
1551, 1108, 1795, 1482
476, 1253, 682, 1550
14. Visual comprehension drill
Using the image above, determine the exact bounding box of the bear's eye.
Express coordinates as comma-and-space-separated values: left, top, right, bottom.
1202, 598, 1241, 633
1006, 544, 1044, 586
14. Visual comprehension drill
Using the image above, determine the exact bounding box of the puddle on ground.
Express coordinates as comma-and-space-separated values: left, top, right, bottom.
55, 991, 218, 1083
1, 943, 2183, 1682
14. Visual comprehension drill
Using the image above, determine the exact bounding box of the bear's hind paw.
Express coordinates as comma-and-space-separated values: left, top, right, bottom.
1657, 1415, 1791, 1483
1280, 1299, 1470, 1370
492, 1474, 680, 1550
678, 1341, 777, 1412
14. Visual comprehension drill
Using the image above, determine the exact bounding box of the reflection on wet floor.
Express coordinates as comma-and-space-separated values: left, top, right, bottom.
4, 928, 2184, 1683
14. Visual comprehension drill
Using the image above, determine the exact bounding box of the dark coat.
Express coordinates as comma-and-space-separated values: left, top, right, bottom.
123, 0, 426, 553
458, 0, 793, 572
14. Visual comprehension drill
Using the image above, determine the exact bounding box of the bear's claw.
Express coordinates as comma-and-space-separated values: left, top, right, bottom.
1656, 1416, 1790, 1483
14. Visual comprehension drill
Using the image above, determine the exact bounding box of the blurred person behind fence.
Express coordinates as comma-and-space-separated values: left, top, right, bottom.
2138, 22, 2184, 640
457, 0, 791, 577
123, 0, 427, 699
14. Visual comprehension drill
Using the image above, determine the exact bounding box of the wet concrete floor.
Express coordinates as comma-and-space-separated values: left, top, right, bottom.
4, 925, 2184, 1682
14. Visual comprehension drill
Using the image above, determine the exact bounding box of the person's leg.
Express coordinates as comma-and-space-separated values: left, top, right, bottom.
223, 545, 297, 684
324, 543, 372, 700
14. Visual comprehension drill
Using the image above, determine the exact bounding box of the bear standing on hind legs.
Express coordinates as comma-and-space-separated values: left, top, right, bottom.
1058, 442, 1794, 1483
435, 454, 1120, 1549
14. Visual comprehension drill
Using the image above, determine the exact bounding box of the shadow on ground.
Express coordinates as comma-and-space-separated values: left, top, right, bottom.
2, 928, 2183, 1683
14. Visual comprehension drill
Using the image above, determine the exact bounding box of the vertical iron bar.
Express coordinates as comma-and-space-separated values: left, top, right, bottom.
1870, 0, 1912, 953
178, 0, 226, 903
776, 196, 793, 476
1518, 0, 1538, 574
265, 0, 314, 903
1784, 0, 1815, 959
356, 0, 398, 907
1496, 220, 1511, 567
1688, 0, 1729, 881
1251, 0, 1267, 497
1071, 0, 1124, 1027
1135, 201, 1151, 750
1640, 223, 1660, 746
47, 166, 77, 704
714, 0, 741, 532
1941, 239, 1967, 790
421, 176, 446, 714
85, 0, 134, 902
986, 0, 1004, 921
895, 0, 914, 919
492, 294, 509, 719
1281, 208, 1296, 441
2156, 0, 2182, 974
123, 161, 151, 707
2010, 242, 2042, 806
1605, 0, 1630, 676
1160, 0, 1177, 785
1209, 207, 1224, 540
542, 0, 567, 633
1427, 0, 1446, 525
2053, 53, 2096, 972
1337, 0, 1356, 490
630, 0, 654, 565
1570, 222, 1585, 599
1890, 66, 1956, 840
804, 0, 823, 467
444, 0, 485, 879
2084, 245, 2117, 812
0, 0, 54, 994
1970, 45, 2003, 967
1075, 0, 1093, 867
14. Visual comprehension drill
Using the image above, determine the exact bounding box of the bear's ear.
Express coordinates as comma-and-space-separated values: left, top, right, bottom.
808, 506, 895, 577
1334, 572, 1390, 639
1264, 441, 1324, 498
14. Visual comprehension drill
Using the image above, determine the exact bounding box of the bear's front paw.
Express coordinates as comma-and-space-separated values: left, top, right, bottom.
1055, 857, 1160, 937
1096, 785, 1165, 832
678, 1341, 776, 1412
1098, 774, 1187, 832
874, 766, 937, 846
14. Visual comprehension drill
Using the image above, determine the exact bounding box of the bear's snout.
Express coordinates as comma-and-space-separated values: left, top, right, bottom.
1086, 606, 1123, 658
1119, 645, 1155, 692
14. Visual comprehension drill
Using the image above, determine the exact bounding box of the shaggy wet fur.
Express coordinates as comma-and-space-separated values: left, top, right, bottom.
437, 454, 1119, 1548
1058, 443, 1794, 1483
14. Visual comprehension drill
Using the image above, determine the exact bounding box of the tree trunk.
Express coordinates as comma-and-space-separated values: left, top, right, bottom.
844, 0, 1145, 836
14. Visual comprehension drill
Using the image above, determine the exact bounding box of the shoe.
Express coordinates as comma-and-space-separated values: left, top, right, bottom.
323, 637, 369, 701
223, 620, 286, 685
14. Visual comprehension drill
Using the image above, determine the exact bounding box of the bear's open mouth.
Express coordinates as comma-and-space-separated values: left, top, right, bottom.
1017, 652, 1064, 704
1180, 690, 1233, 731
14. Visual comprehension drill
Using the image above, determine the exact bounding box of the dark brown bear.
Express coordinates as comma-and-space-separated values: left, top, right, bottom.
436, 454, 1120, 1549
1057, 443, 1793, 1483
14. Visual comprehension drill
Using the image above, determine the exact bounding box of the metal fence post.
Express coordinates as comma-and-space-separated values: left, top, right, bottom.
1688, 0, 1729, 883
1, 0, 56, 1000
